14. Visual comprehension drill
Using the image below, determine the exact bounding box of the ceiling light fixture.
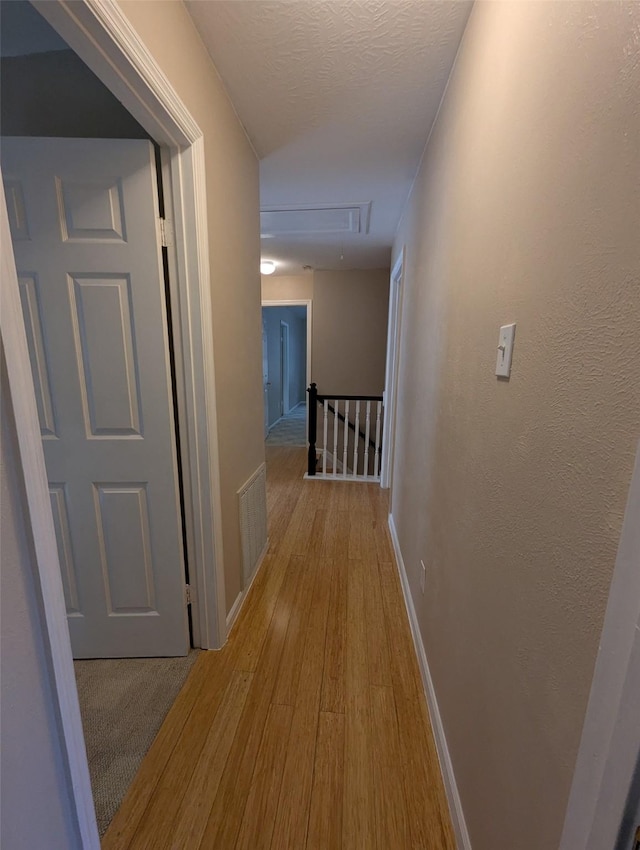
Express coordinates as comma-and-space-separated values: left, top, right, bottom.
260, 260, 277, 275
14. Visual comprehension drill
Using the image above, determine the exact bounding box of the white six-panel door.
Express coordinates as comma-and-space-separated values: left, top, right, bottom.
2, 137, 189, 658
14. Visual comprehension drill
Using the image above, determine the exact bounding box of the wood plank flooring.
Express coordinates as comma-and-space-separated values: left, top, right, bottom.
103, 446, 455, 850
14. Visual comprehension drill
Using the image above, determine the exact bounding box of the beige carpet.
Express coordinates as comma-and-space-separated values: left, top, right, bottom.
266, 403, 307, 446
74, 651, 200, 836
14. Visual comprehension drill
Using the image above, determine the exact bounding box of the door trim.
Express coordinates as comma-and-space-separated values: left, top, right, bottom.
2, 2, 228, 845
380, 249, 405, 490
280, 320, 290, 416
560, 442, 640, 850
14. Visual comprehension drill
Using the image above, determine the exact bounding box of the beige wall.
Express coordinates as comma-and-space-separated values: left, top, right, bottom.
118, 1, 264, 613
391, 3, 640, 849
262, 269, 390, 396
313, 269, 389, 396
262, 272, 313, 303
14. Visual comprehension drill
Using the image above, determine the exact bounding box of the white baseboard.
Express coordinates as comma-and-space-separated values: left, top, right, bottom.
388, 514, 472, 850
225, 539, 270, 634
303, 473, 380, 484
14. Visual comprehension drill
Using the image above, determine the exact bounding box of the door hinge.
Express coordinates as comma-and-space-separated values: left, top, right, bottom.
158, 217, 174, 248
184, 584, 193, 606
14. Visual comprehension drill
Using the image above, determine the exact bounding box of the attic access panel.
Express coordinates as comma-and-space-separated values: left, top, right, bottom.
260, 202, 371, 237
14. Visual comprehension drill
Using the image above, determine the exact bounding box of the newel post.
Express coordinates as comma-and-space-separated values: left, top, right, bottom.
307, 383, 317, 476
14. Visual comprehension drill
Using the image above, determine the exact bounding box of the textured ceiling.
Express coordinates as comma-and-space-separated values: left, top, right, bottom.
186, 1, 472, 273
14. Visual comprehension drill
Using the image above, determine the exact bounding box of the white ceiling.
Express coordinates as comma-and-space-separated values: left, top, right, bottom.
188, 1, 473, 274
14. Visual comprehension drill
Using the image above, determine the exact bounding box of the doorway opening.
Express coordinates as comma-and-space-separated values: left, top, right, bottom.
0, 0, 198, 836
262, 303, 310, 447
1, 1, 227, 844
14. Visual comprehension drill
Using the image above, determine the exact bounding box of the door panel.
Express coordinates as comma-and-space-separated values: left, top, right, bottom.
94, 483, 156, 613
58, 176, 126, 241
49, 484, 80, 615
2, 137, 188, 658
69, 274, 142, 436
5, 178, 30, 240
18, 273, 58, 437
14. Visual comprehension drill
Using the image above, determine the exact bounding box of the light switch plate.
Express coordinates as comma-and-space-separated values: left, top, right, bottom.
495, 323, 516, 377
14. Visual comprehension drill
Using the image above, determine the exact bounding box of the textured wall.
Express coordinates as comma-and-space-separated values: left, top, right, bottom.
391, 3, 640, 849
262, 269, 390, 397
117, 1, 263, 614
313, 269, 389, 396
1, 357, 81, 850
262, 273, 313, 303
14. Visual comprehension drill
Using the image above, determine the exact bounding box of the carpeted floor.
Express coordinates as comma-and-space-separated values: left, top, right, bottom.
265, 403, 307, 446
74, 651, 200, 836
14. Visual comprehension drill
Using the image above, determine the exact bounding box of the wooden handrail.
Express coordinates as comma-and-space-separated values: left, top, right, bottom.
307, 383, 382, 476
317, 393, 383, 402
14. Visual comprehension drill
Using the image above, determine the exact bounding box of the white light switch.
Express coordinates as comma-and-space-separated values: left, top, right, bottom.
495, 323, 516, 377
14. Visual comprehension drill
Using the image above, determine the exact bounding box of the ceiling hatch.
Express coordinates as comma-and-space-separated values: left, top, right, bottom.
260, 202, 371, 237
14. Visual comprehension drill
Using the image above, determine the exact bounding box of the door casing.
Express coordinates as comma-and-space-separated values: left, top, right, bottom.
262, 319, 270, 438
280, 320, 290, 416
380, 250, 405, 492
560, 442, 640, 850
1, 2, 228, 846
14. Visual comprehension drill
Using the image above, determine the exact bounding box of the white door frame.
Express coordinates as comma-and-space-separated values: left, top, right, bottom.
262, 299, 313, 432
1, 2, 228, 845
262, 319, 270, 438
280, 320, 290, 416
560, 442, 640, 850
380, 249, 405, 490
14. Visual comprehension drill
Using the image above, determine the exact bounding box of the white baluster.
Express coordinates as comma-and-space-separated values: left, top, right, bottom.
333, 399, 339, 477
363, 401, 371, 478
342, 400, 350, 477
353, 400, 360, 477
373, 401, 382, 478
322, 399, 328, 476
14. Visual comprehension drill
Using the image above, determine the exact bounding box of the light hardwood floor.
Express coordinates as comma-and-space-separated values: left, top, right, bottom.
103, 446, 455, 850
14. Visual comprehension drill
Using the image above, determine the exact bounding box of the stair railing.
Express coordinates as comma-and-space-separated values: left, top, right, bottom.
306, 383, 383, 481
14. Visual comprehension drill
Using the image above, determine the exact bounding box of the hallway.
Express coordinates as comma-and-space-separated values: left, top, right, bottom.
102, 446, 454, 849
